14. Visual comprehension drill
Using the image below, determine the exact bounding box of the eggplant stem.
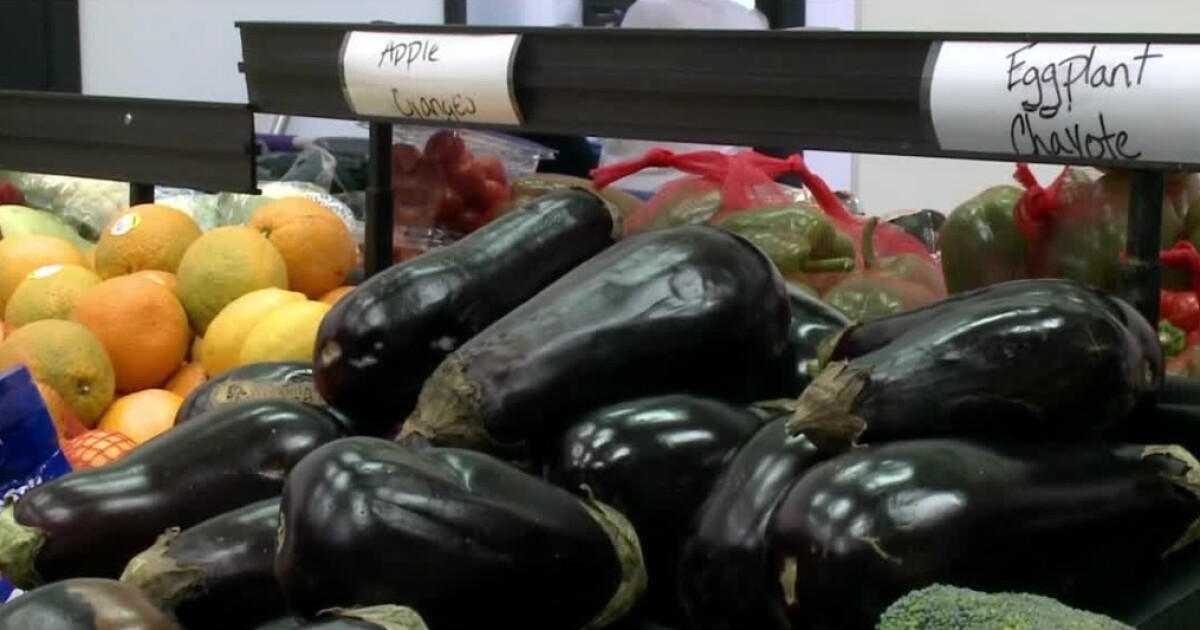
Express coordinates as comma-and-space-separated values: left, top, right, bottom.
400, 354, 500, 452
784, 361, 869, 454
577, 496, 648, 630
119, 527, 207, 609
322, 605, 430, 630
0, 505, 46, 589
799, 256, 856, 273
1143, 445, 1200, 557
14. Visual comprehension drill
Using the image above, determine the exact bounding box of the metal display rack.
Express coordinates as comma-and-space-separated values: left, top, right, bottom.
0, 90, 258, 205
236, 23, 1200, 323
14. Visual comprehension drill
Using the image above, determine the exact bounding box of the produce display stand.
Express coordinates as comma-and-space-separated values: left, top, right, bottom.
236, 24, 1200, 328
0, 90, 258, 204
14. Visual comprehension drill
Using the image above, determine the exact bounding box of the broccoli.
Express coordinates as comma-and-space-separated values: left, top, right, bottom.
877, 584, 1133, 630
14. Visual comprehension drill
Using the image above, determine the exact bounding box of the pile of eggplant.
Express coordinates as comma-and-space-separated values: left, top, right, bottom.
5, 188, 1200, 630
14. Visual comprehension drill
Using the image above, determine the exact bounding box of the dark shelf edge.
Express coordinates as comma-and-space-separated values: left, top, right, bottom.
0, 90, 258, 193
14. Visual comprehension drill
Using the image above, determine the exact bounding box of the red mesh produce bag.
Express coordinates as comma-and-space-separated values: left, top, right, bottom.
64, 430, 137, 470
755, 153, 942, 296
1011, 163, 1193, 292
591, 148, 798, 236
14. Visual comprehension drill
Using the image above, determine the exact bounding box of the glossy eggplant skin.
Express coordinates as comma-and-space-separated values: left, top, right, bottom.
403, 226, 791, 452
824, 278, 1157, 369
175, 361, 319, 424
678, 418, 828, 630
777, 283, 849, 393
315, 190, 616, 436
0, 401, 343, 587
547, 395, 761, 622
0, 578, 180, 629
254, 607, 428, 630
276, 438, 644, 630
768, 440, 1200, 629
791, 280, 1159, 451
121, 499, 283, 629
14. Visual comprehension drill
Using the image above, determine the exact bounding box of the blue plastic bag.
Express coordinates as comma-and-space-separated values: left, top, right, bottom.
0, 365, 73, 602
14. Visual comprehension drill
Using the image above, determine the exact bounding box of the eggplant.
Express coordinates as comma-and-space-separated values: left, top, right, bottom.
775, 282, 849, 393
121, 498, 283, 629
176, 361, 320, 424
0, 578, 179, 629
768, 439, 1200, 629
0, 400, 343, 587
255, 607, 429, 629
822, 278, 1157, 367
315, 189, 617, 436
677, 417, 828, 630
547, 395, 762, 623
276, 437, 646, 630
789, 280, 1158, 452
402, 225, 791, 452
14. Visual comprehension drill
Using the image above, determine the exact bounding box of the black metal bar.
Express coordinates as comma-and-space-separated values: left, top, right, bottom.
757, 0, 805, 29
0, 90, 257, 192
443, 0, 468, 25
1121, 169, 1166, 324
129, 182, 155, 206
364, 122, 394, 278
237, 23, 1200, 170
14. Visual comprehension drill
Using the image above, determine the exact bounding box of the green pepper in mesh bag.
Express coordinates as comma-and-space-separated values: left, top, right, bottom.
939, 184, 1026, 294
716, 205, 855, 275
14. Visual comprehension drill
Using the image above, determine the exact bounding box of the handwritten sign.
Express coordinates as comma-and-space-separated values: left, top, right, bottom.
340, 32, 522, 125
928, 41, 1200, 164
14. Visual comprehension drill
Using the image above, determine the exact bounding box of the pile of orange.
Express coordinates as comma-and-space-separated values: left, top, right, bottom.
0, 197, 359, 466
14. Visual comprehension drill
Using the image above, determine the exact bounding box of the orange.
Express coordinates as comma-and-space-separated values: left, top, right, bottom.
98, 389, 182, 444
130, 270, 177, 292
63, 430, 138, 470
249, 198, 356, 299
0, 319, 115, 425
4, 264, 102, 328
71, 275, 190, 393
175, 226, 289, 335
164, 362, 207, 399
34, 379, 87, 441
319, 286, 355, 305
0, 235, 86, 314
92, 204, 202, 279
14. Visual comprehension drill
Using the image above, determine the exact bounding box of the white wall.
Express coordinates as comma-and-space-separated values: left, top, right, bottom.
855, 0, 1200, 214
79, 0, 443, 138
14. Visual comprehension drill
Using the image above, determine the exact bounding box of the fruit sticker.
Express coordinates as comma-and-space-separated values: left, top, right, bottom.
110, 213, 141, 236
27, 264, 63, 280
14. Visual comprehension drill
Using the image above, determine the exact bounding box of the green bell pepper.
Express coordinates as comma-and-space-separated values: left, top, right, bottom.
939, 185, 1027, 294
718, 205, 856, 274
822, 218, 942, 321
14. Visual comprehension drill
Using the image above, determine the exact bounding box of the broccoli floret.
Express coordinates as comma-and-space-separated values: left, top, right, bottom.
877, 584, 1133, 630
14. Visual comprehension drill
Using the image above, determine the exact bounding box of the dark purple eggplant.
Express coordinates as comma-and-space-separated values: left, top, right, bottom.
677, 417, 829, 630
768, 440, 1200, 629
120, 498, 283, 629
175, 361, 321, 424
315, 189, 617, 436
0, 400, 343, 588
776, 282, 849, 394
255, 607, 429, 629
822, 278, 1158, 370
789, 280, 1159, 452
276, 437, 646, 630
547, 395, 761, 623
0, 578, 179, 629
402, 225, 791, 452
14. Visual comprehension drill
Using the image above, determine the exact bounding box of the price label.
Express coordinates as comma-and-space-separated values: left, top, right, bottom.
928, 41, 1200, 164
340, 31, 523, 125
